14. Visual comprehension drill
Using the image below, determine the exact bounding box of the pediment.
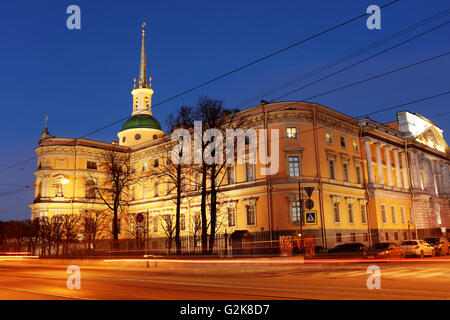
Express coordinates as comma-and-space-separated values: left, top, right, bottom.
414, 126, 448, 153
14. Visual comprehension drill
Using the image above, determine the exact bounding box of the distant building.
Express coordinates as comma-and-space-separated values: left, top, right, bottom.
30, 26, 450, 251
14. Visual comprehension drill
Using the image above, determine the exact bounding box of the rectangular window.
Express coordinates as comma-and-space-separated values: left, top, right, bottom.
226, 166, 235, 185
390, 205, 397, 224
142, 162, 148, 172
246, 163, 255, 182
340, 137, 346, 148
329, 159, 336, 180
355, 166, 363, 184
394, 232, 399, 241
288, 156, 300, 177
385, 232, 389, 241
400, 206, 406, 224
246, 205, 256, 225
343, 163, 350, 182
333, 202, 341, 223
380, 204, 387, 224
326, 132, 333, 144
153, 216, 159, 232
360, 204, 367, 224
350, 233, 356, 242
364, 233, 369, 241
228, 207, 236, 227
87, 161, 97, 170
130, 186, 135, 201
180, 214, 186, 231
291, 201, 301, 224
286, 127, 297, 139
352, 140, 359, 152
403, 231, 407, 240
336, 233, 342, 243
348, 203, 354, 223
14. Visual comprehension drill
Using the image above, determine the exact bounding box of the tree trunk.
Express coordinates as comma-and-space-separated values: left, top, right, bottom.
201, 165, 208, 255
175, 163, 182, 255
208, 164, 217, 255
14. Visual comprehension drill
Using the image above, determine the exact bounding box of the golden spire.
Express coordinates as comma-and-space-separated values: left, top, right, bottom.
138, 22, 148, 88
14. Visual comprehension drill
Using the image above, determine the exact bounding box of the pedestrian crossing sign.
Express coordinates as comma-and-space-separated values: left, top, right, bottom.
305, 211, 317, 225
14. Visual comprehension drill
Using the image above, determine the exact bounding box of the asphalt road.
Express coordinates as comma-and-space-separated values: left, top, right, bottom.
2, 257, 450, 300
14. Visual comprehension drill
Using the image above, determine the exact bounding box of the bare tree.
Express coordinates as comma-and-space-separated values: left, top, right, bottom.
61, 214, 81, 256
92, 148, 143, 245
189, 97, 241, 254
81, 208, 110, 253
160, 214, 176, 255
50, 215, 64, 256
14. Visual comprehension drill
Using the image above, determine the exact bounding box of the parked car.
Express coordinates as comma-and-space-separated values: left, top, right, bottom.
400, 240, 435, 258
425, 238, 449, 256
367, 242, 405, 259
327, 243, 368, 258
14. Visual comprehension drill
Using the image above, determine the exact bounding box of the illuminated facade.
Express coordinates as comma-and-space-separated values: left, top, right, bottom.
29, 27, 450, 251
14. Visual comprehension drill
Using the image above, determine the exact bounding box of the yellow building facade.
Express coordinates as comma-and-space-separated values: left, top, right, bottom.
29, 27, 450, 252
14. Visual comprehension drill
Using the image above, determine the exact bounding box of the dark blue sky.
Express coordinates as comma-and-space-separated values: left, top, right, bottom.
0, 0, 449, 221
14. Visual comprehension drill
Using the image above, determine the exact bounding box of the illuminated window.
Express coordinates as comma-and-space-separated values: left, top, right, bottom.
291, 201, 302, 224
353, 140, 359, 152
228, 207, 236, 227
326, 132, 333, 144
333, 202, 341, 223
246, 205, 256, 225
286, 127, 297, 139
288, 156, 300, 177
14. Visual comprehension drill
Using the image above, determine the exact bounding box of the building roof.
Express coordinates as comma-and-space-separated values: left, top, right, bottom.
121, 114, 162, 131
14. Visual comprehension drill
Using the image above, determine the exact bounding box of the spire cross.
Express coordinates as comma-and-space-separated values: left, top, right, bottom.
44, 116, 48, 128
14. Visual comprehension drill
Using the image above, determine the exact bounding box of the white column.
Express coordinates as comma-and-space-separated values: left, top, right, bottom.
394, 149, 402, 189
376, 143, 384, 186
410, 151, 421, 189
400, 152, 409, 189
385, 146, 394, 187
364, 141, 374, 185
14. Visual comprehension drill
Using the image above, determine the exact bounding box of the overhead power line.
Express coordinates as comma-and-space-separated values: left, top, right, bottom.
0, 1, 401, 175
234, 9, 450, 108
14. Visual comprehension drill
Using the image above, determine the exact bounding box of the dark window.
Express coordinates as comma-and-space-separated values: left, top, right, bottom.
336, 233, 342, 242
87, 161, 97, 170
135, 134, 141, 140
340, 137, 346, 148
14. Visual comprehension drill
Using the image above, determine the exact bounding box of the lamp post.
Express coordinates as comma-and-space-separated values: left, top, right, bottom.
298, 182, 304, 258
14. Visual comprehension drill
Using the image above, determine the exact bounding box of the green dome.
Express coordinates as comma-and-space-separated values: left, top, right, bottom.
121, 114, 162, 131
